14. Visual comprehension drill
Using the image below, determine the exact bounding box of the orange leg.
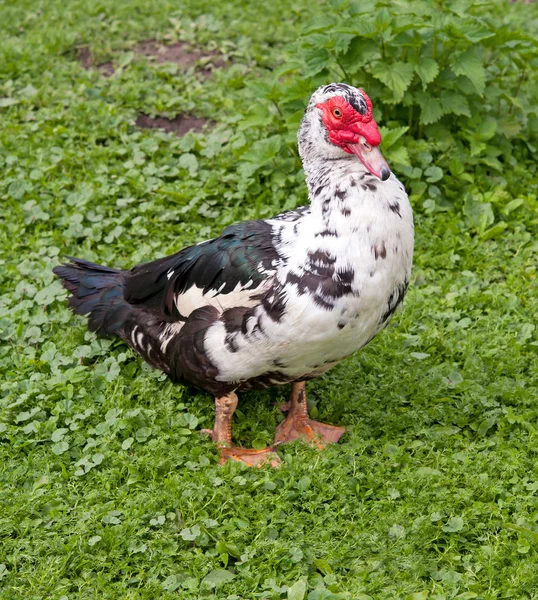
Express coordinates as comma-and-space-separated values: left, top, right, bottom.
274, 382, 345, 448
202, 393, 280, 467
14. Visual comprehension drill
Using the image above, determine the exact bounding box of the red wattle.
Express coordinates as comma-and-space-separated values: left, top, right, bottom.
356, 120, 381, 147
317, 92, 382, 149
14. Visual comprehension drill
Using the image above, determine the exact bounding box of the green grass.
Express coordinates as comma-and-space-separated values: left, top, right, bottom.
1, 0, 538, 598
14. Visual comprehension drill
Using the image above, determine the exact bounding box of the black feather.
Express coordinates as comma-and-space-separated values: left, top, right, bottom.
124, 220, 278, 318
53, 258, 129, 335
53, 220, 281, 396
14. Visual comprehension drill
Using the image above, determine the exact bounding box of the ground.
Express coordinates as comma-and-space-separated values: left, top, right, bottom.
1, 1, 538, 599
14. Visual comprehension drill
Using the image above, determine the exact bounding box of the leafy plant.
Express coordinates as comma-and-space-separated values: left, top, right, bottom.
242, 0, 538, 236
1, 0, 538, 598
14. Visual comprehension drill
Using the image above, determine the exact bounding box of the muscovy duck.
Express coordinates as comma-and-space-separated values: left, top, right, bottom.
54, 83, 414, 466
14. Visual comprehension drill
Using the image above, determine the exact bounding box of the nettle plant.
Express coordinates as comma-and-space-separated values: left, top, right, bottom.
241, 0, 537, 236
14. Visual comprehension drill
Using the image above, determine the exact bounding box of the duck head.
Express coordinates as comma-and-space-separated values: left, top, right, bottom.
298, 83, 390, 182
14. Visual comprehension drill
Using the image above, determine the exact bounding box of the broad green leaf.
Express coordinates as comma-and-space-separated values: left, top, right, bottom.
380, 125, 409, 149
313, 558, 333, 575
405, 593, 429, 600
463, 196, 494, 230
0, 98, 20, 107
118, 51, 134, 67
415, 92, 444, 125
51, 428, 68, 442
481, 221, 507, 241
88, 536, 102, 546
102, 512, 122, 525
178, 153, 198, 176
388, 524, 406, 539
278, 78, 315, 103
424, 166, 443, 182
455, 75, 478, 97
371, 61, 414, 101
476, 117, 497, 141
135, 427, 152, 442
302, 33, 329, 49
497, 117, 521, 138
336, 19, 376, 38
302, 16, 336, 34
288, 579, 307, 600
449, 157, 464, 175
245, 80, 278, 100
518, 323, 535, 342
8, 181, 28, 200
340, 38, 379, 71
460, 21, 495, 43
403, 166, 423, 179
244, 135, 282, 164
386, 146, 410, 166
201, 569, 235, 588
180, 525, 200, 541
414, 58, 439, 87
297, 476, 310, 492
410, 352, 430, 360
469, 138, 486, 157
237, 104, 273, 131
303, 48, 330, 76
272, 61, 303, 78
216, 540, 241, 558
503, 198, 524, 215
32, 476, 49, 491
52, 441, 69, 455
480, 156, 502, 172
441, 92, 471, 117
308, 591, 352, 600
333, 33, 354, 55
183, 413, 198, 429
416, 467, 442, 477
442, 516, 464, 532
477, 416, 497, 437
122, 437, 134, 450
450, 49, 486, 95
285, 109, 304, 131
374, 7, 392, 33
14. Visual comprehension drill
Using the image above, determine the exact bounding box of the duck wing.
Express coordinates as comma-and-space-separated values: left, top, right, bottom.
123, 220, 280, 320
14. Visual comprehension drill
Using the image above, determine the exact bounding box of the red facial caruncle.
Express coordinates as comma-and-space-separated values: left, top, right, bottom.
316, 89, 390, 182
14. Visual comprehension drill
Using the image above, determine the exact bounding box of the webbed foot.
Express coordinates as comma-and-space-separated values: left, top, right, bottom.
273, 381, 345, 448
219, 445, 280, 467
274, 416, 345, 448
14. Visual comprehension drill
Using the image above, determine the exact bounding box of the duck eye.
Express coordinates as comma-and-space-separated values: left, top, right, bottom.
332, 107, 343, 119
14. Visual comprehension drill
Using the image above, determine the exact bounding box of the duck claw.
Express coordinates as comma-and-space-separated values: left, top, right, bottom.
219, 446, 281, 468
274, 416, 345, 448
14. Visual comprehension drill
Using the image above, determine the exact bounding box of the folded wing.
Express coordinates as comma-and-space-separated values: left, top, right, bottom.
123, 220, 280, 320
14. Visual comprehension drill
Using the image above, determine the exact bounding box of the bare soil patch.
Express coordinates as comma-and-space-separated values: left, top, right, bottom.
135, 114, 209, 137
133, 40, 226, 77
77, 40, 227, 78
77, 47, 115, 76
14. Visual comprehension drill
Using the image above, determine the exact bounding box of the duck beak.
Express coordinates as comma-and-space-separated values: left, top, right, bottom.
347, 137, 391, 181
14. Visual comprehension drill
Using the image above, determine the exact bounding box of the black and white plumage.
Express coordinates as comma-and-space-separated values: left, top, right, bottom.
54, 83, 414, 464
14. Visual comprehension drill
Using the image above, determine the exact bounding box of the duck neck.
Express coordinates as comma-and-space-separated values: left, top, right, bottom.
304, 156, 376, 233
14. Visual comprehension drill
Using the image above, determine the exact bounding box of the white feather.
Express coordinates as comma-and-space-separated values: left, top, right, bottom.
160, 322, 184, 353
175, 280, 271, 318
204, 163, 413, 383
